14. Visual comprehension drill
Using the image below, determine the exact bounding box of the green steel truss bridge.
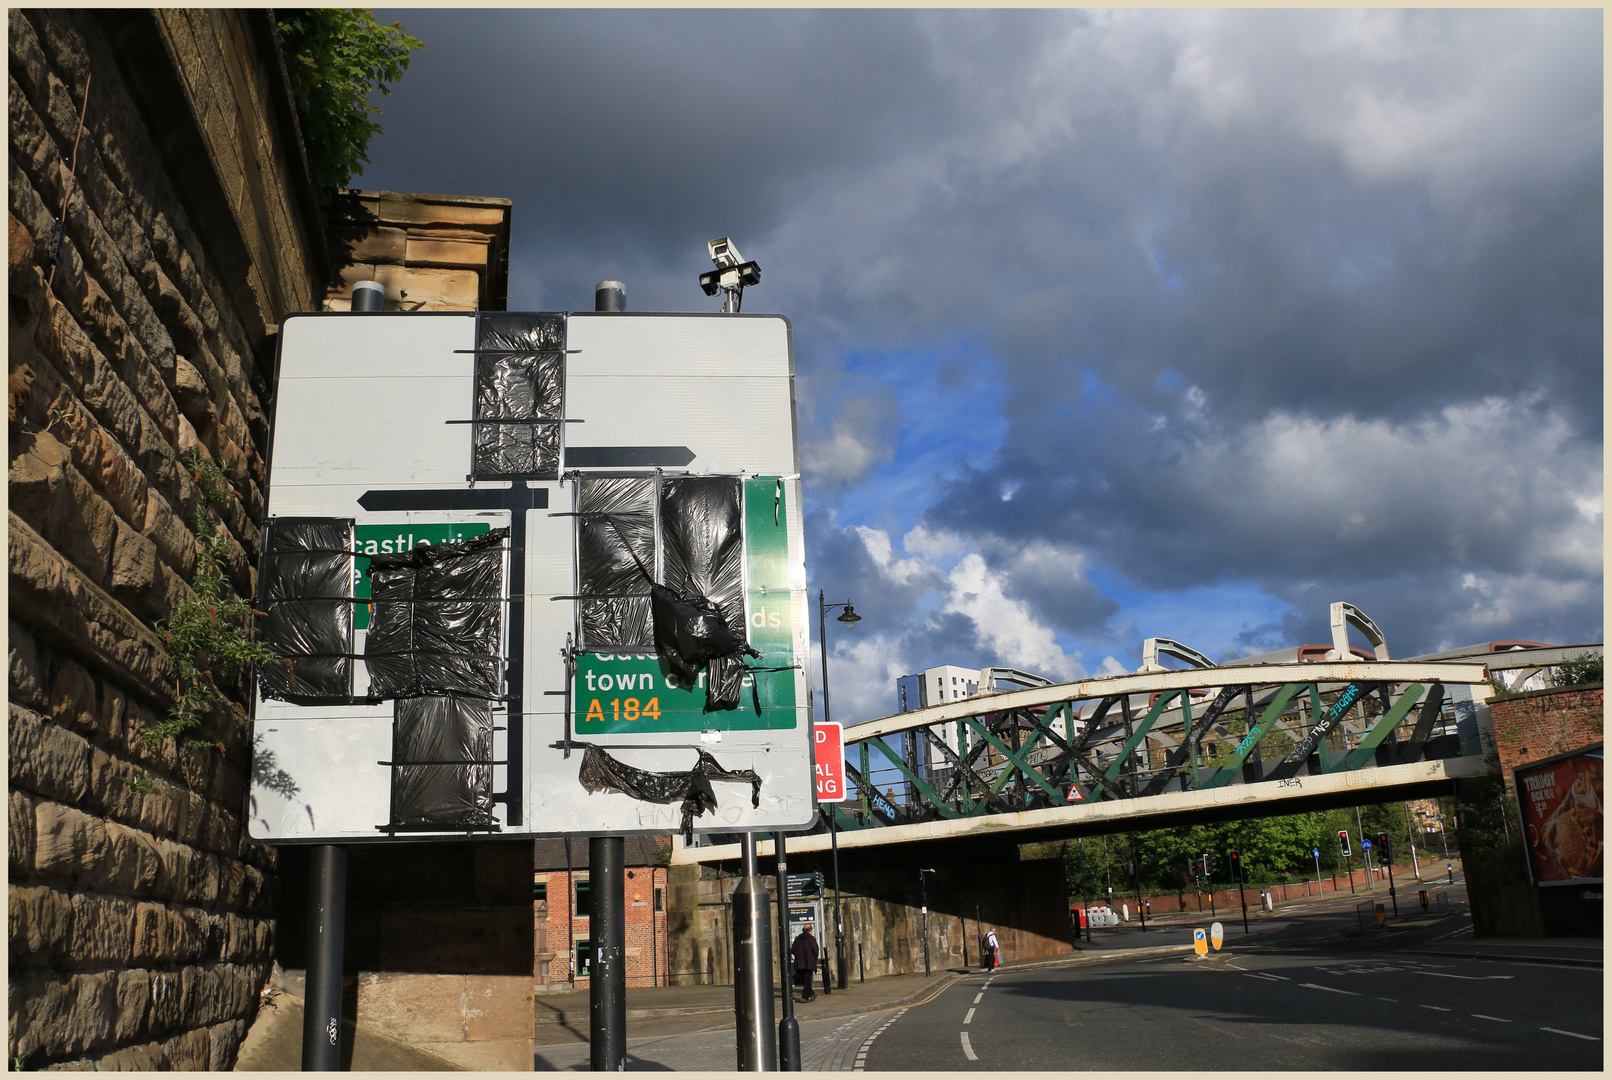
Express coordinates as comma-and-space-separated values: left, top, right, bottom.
678, 638, 1601, 865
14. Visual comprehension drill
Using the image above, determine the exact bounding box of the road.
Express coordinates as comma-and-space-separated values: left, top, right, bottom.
530, 877, 1601, 1071
866, 883, 1602, 1071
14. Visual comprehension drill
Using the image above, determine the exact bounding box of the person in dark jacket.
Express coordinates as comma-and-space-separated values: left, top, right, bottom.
790, 924, 820, 1002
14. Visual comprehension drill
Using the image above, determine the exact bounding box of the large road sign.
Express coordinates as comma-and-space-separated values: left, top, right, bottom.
248, 312, 812, 842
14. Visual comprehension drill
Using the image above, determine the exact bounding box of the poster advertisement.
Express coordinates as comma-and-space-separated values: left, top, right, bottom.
1514, 745, 1603, 886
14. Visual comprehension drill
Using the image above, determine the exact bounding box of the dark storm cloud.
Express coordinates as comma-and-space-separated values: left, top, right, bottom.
356, 9, 1601, 699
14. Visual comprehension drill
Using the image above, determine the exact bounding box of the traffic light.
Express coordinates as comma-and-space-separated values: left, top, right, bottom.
1377, 832, 1391, 866
1228, 851, 1243, 883
1338, 830, 1352, 857
1202, 853, 1215, 877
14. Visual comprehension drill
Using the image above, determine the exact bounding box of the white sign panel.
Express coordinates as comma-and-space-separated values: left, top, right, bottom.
248, 312, 812, 843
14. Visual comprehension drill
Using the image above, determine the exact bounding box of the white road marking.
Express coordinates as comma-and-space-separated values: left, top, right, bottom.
1419, 1005, 1450, 1012
1541, 1027, 1600, 1042
1379, 997, 1398, 1003
973, 993, 983, 1004
1472, 1014, 1511, 1023
1244, 973, 1284, 982
1300, 983, 1358, 996
960, 1032, 978, 1061
964, 1008, 975, 1025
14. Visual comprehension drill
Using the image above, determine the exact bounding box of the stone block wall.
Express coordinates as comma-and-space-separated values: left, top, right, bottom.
8, 9, 324, 1069
1487, 684, 1602, 790
324, 190, 511, 311
665, 851, 1071, 986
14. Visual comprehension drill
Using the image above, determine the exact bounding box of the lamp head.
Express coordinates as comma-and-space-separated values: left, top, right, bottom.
837, 604, 861, 625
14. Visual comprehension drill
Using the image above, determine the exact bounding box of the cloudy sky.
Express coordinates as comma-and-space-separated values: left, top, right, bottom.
358, 8, 1603, 722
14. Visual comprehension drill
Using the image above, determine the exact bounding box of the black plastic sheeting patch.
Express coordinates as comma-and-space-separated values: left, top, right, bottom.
660, 477, 745, 636
473, 315, 564, 479
577, 743, 762, 843
650, 586, 758, 709
577, 477, 655, 648
389, 693, 495, 828
364, 528, 508, 700
257, 518, 354, 704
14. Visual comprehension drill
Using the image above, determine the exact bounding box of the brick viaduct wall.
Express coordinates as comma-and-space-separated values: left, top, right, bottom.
1487, 684, 1603, 790
8, 10, 324, 1068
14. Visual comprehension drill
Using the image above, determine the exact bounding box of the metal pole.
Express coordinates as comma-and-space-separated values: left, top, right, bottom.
1314, 849, 1323, 894
1237, 870, 1249, 935
1356, 806, 1373, 891
302, 845, 347, 1071
1385, 852, 1399, 917
590, 837, 627, 1071
774, 833, 800, 1071
829, 813, 847, 989
918, 871, 931, 977
1130, 839, 1146, 932
350, 280, 385, 312
1079, 838, 1092, 942
596, 279, 626, 313
732, 835, 777, 1071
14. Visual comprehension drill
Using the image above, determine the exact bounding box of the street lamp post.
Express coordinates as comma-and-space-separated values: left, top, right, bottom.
818, 591, 860, 991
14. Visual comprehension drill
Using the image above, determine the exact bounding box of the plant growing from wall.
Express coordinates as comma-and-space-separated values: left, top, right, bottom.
1551, 652, 1603, 689
275, 9, 423, 203
146, 451, 280, 746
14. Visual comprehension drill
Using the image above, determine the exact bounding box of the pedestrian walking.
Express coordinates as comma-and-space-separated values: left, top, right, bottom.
791, 923, 820, 1002
984, 928, 1000, 970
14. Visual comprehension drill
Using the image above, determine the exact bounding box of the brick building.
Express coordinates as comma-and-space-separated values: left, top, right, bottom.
534, 837, 671, 989
1487, 684, 1604, 791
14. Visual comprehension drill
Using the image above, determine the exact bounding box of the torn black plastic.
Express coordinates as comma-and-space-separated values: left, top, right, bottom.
577, 477, 655, 648
364, 528, 508, 700
577, 744, 762, 843
652, 477, 758, 710
660, 477, 745, 634
257, 518, 354, 704
473, 314, 564, 479
389, 693, 494, 828
479, 313, 565, 353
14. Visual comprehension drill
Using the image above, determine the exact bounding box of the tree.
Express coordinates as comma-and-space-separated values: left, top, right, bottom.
276, 9, 423, 203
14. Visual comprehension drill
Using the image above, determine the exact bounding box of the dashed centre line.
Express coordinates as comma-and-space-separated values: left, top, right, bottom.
964, 1008, 975, 1025
1541, 1027, 1600, 1042
1300, 983, 1358, 996
973, 993, 983, 1004
1420, 1005, 1451, 1012
1472, 1014, 1511, 1023
960, 1032, 978, 1061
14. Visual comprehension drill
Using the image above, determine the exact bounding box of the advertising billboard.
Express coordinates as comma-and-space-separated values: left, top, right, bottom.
248, 311, 813, 843
1514, 744, 1603, 886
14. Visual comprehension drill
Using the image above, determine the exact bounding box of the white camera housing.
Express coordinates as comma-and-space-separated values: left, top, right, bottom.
708, 237, 744, 269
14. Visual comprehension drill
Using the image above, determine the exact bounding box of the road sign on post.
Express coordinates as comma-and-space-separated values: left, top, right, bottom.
815, 723, 846, 802
248, 312, 814, 842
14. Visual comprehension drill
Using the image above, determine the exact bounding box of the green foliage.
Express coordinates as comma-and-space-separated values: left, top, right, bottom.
1551, 652, 1603, 688
116, 775, 153, 794
1061, 801, 1425, 896
275, 10, 423, 201
146, 451, 280, 747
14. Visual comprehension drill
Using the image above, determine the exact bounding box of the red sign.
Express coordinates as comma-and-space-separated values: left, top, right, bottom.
814, 723, 846, 803
1514, 746, 1603, 886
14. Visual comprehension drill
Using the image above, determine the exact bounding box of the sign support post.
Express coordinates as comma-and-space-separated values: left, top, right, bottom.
301, 845, 347, 1071
733, 835, 777, 1071
589, 836, 627, 1071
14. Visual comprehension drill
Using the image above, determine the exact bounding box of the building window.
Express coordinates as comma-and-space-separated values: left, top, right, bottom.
575, 878, 592, 918
574, 939, 594, 979
653, 887, 664, 912
533, 881, 547, 901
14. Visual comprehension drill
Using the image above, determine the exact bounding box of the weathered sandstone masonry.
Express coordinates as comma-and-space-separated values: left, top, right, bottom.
9, 9, 324, 1068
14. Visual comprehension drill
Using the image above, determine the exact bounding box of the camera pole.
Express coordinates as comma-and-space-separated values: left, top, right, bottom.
774, 833, 800, 1070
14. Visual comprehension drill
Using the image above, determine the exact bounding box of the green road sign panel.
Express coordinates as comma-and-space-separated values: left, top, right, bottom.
352, 522, 491, 629
572, 477, 798, 735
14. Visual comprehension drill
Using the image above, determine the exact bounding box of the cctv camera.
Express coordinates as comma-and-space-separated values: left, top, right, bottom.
708, 237, 744, 269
